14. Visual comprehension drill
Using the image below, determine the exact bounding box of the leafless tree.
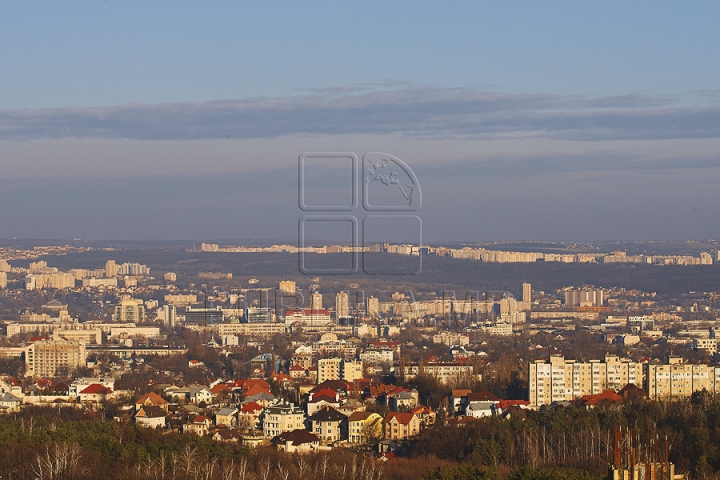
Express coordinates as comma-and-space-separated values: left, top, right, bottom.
32, 442, 86, 480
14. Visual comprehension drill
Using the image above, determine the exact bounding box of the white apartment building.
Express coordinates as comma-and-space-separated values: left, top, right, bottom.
529, 354, 643, 407
645, 357, 720, 400
25, 338, 87, 378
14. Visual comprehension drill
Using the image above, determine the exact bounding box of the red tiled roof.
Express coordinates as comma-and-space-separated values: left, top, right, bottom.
211, 383, 231, 394
241, 401, 263, 413
497, 399, 530, 410
580, 389, 624, 406
308, 394, 339, 404
384, 412, 415, 425
80, 384, 113, 395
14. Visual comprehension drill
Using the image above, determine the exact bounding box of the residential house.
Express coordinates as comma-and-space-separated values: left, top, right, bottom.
450, 389, 472, 414
306, 389, 341, 416
466, 401, 496, 418
215, 407, 238, 428
239, 401, 263, 430
135, 405, 167, 428
307, 407, 347, 444
135, 392, 169, 412
347, 411, 383, 444
0, 392, 22, 413
78, 383, 113, 403
212, 429, 241, 442
188, 386, 213, 405
383, 412, 420, 441
262, 400, 306, 439
389, 390, 418, 411
275, 429, 323, 453
411, 406, 436, 426
185, 415, 212, 435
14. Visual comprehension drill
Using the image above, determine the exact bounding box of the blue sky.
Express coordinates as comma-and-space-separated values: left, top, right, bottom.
0, 2, 719, 241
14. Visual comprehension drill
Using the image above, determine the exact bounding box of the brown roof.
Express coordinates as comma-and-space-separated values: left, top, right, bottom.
308, 407, 346, 422
136, 405, 166, 418
348, 411, 378, 422
451, 389, 472, 398
467, 389, 498, 402
277, 429, 320, 446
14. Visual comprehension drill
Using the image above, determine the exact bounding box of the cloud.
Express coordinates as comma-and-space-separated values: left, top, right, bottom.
415, 152, 720, 181
0, 85, 718, 141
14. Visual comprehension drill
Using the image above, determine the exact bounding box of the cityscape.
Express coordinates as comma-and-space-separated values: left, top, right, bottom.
2, 2, 720, 480
0, 240, 719, 479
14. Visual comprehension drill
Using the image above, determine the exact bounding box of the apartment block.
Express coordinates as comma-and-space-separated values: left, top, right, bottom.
25, 338, 87, 377
529, 354, 642, 407
645, 357, 720, 400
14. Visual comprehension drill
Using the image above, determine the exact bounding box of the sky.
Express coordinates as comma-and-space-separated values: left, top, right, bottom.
0, 2, 719, 242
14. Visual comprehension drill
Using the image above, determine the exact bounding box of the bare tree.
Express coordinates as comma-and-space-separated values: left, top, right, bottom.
32, 442, 86, 480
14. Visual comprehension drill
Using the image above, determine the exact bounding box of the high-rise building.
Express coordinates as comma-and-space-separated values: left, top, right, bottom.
367, 296, 380, 318
311, 292, 323, 311
336, 291, 349, 319
0, 260, 10, 272
528, 354, 642, 407
25, 273, 76, 290
0, 272, 7, 289
113, 298, 146, 323
105, 260, 117, 278
279, 280, 296, 295
522, 282, 531, 303
565, 288, 604, 307
157, 304, 177, 327
25, 338, 87, 378
645, 357, 720, 400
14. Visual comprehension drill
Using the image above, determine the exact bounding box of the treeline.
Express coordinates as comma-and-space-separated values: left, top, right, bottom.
413, 390, 720, 479
8, 392, 720, 478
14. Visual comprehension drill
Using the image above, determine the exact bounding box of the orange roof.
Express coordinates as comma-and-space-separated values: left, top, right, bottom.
211, 383, 231, 394
243, 383, 272, 397
411, 405, 434, 415
137, 392, 168, 405
580, 389, 624, 406
242, 379, 271, 391
193, 415, 211, 423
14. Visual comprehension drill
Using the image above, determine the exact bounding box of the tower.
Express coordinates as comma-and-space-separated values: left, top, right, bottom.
105, 260, 117, 278
522, 282, 531, 303
311, 292, 323, 311
336, 291, 349, 318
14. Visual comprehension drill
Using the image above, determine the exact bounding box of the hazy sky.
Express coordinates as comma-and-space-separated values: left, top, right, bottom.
0, 2, 719, 242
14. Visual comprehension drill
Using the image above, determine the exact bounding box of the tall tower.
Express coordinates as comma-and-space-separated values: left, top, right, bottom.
311, 292, 323, 311
105, 260, 117, 278
336, 291, 349, 318
367, 296, 380, 318
522, 282, 531, 303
